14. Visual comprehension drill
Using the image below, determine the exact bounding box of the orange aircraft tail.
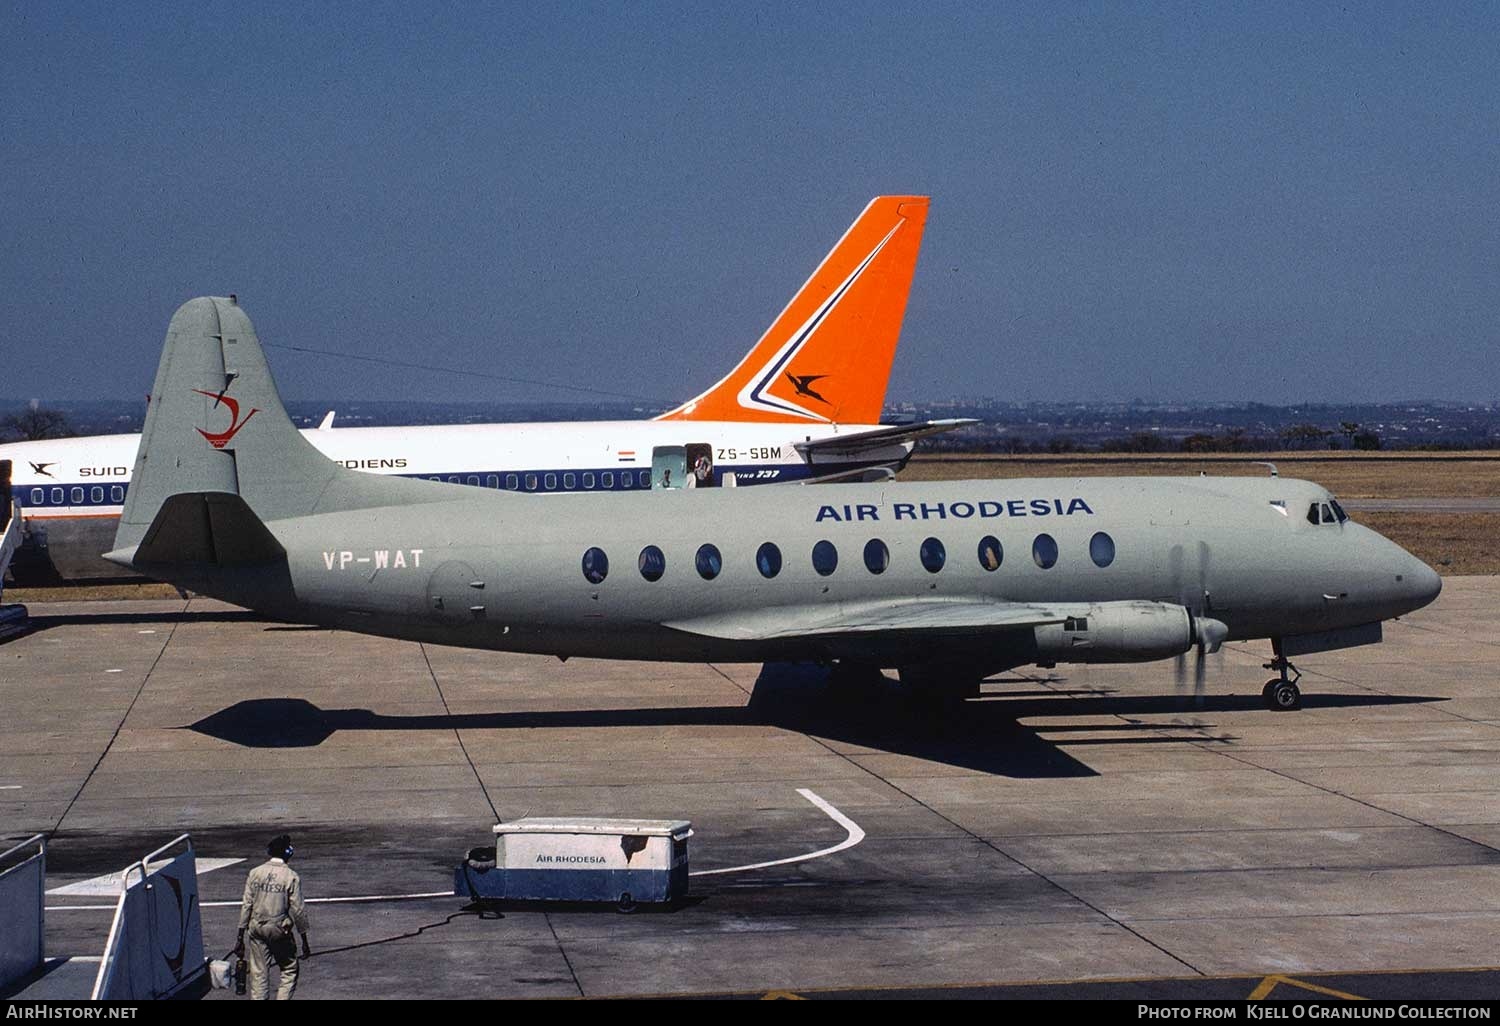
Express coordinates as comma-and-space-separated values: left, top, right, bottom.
656, 196, 929, 425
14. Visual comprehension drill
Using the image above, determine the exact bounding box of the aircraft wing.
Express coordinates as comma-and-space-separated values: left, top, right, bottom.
664, 595, 1064, 642
791, 418, 978, 462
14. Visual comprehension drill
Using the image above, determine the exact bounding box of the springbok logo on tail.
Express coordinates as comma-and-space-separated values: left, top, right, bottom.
192, 389, 259, 449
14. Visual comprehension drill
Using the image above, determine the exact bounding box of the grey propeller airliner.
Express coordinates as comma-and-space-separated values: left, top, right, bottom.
108, 297, 1441, 711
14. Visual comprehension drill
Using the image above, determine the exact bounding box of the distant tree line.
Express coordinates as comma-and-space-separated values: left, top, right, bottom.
0, 405, 73, 443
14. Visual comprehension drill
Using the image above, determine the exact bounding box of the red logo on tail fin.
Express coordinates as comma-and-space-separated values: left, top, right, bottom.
193, 388, 259, 449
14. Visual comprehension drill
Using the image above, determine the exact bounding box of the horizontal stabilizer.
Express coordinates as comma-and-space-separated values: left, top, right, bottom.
793, 418, 978, 462
665, 596, 1065, 642
109, 492, 285, 569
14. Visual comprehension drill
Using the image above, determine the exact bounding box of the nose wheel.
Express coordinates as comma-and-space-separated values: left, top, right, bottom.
1262, 645, 1302, 711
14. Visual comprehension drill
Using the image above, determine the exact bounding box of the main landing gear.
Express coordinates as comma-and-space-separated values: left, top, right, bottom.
1262, 639, 1302, 711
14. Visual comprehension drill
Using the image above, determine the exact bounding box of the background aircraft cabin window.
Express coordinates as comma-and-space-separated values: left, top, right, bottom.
71, 487, 83, 504
448, 475, 460, 484
863, 539, 890, 575
429, 476, 441, 482
467, 475, 479, 486
602, 472, 614, 488
638, 545, 665, 582
111, 486, 124, 502
756, 542, 782, 579
91, 487, 103, 503
31, 488, 43, 504
695, 543, 723, 580
640, 471, 651, 488
1089, 532, 1116, 568
622, 472, 633, 489
51, 488, 62, 504
564, 473, 576, 489
486, 475, 498, 488
581, 547, 609, 584
525, 474, 538, 491
583, 472, 595, 489
545, 473, 557, 490
506, 474, 519, 490
812, 540, 838, 577
977, 536, 1002, 572
920, 537, 946, 573
1032, 533, 1058, 569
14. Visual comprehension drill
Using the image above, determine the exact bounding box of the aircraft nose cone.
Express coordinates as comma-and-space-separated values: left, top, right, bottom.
1403, 557, 1442, 611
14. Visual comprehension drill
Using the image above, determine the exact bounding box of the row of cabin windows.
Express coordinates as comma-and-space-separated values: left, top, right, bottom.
28, 485, 126, 506
581, 532, 1119, 584
429, 470, 653, 492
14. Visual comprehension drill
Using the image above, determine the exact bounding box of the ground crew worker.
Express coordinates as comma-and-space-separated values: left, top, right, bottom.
235, 834, 311, 1000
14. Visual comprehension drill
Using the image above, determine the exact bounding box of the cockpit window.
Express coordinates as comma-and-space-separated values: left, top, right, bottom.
1308, 501, 1341, 525
1330, 499, 1349, 523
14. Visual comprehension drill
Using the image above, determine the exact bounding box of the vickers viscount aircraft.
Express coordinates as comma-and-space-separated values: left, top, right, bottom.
5, 196, 964, 583
109, 297, 1441, 711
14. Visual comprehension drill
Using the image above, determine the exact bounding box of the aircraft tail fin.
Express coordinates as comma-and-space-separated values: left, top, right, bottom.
656, 195, 929, 425
115, 296, 453, 554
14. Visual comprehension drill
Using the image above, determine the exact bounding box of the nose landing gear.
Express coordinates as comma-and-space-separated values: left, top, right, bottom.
1263, 640, 1302, 711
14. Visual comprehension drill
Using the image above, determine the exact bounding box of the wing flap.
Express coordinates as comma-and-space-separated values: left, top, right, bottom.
665, 596, 1064, 642
792, 418, 977, 462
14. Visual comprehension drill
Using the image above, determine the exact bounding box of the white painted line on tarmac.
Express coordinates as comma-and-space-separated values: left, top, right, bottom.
201, 890, 455, 908
47, 857, 245, 897
0, 785, 20, 790
49, 889, 456, 913
691, 788, 865, 877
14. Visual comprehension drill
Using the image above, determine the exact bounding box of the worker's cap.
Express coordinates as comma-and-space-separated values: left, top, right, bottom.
267, 834, 293, 858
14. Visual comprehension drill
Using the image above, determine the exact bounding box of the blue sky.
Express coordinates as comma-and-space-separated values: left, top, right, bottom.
2, 2, 1496, 405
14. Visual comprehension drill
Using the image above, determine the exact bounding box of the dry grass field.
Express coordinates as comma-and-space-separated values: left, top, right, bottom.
903, 451, 1500, 498
5, 452, 1495, 602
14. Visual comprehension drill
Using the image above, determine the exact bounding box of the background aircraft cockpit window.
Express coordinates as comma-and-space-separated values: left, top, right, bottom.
977, 535, 1002, 571
1330, 499, 1349, 523
756, 542, 782, 579
920, 537, 946, 573
1321, 502, 1337, 524
581, 547, 609, 584
1307, 503, 1320, 525
638, 545, 665, 582
1032, 533, 1059, 569
863, 539, 890, 575
1089, 531, 1116, 568
695, 543, 722, 580
812, 540, 839, 577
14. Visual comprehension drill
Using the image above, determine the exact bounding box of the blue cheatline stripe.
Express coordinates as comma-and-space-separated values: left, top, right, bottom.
16, 460, 880, 510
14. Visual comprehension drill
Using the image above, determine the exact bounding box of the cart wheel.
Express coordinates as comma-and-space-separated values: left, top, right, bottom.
617, 892, 636, 913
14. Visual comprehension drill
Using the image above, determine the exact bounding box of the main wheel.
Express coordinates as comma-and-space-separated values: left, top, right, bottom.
1267, 681, 1301, 711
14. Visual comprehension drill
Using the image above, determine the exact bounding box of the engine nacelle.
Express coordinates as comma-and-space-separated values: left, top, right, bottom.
1033, 601, 1198, 665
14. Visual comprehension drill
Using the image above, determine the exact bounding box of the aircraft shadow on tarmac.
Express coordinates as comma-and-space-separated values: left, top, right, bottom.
185, 662, 1445, 778
24, 609, 264, 629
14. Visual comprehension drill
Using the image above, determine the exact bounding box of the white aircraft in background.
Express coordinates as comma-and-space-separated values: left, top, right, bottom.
2, 196, 967, 583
